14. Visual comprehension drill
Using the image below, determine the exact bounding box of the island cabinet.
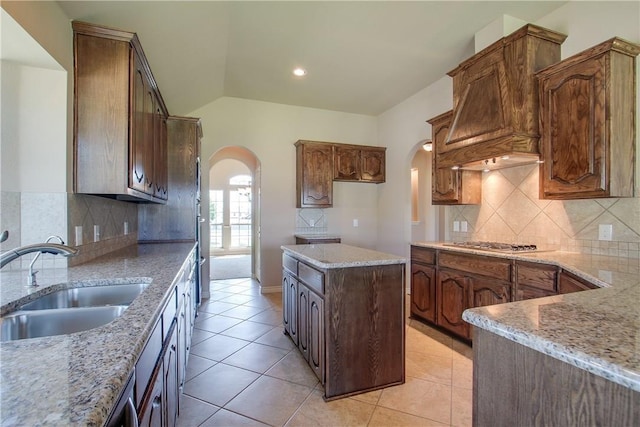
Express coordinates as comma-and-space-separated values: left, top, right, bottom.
73, 21, 169, 204
427, 111, 481, 205
282, 245, 405, 400
537, 38, 640, 199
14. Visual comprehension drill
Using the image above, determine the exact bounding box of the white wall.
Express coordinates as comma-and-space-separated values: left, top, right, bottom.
376, 1, 640, 262
190, 97, 378, 288
1, 61, 66, 192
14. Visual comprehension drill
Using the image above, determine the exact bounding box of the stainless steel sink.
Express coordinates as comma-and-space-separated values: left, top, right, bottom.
0, 306, 128, 342
19, 283, 150, 310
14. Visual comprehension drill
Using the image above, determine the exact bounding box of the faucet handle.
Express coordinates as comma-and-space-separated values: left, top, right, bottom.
29, 269, 39, 287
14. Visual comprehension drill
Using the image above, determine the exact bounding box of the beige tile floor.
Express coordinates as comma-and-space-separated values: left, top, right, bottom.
178, 278, 473, 427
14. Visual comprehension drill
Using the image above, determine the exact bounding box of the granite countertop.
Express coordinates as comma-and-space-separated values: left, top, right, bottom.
0, 242, 196, 426
412, 241, 640, 392
282, 243, 406, 269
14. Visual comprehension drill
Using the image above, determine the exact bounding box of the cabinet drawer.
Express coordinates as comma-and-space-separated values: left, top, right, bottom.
516, 262, 558, 292
439, 251, 511, 282
283, 254, 298, 275
411, 246, 436, 265
298, 262, 324, 295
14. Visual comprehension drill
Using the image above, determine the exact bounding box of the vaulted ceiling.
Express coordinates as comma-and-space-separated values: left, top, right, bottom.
57, 1, 566, 116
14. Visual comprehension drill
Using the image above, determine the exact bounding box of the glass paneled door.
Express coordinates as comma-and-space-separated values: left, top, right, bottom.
210, 175, 252, 252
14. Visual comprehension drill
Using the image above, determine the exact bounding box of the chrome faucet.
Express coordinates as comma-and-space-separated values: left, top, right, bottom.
0, 236, 79, 286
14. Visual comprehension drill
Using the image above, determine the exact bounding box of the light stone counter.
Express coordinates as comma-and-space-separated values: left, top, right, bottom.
281, 243, 406, 270
412, 241, 640, 392
0, 242, 196, 426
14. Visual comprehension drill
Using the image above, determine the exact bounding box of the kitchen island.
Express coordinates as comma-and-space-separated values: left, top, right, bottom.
281, 243, 406, 400
412, 242, 640, 426
0, 242, 196, 426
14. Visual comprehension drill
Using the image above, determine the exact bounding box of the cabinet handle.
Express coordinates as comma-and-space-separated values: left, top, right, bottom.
124, 396, 139, 427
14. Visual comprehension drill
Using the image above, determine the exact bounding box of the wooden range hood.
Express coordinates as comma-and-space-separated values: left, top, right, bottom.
436, 24, 567, 171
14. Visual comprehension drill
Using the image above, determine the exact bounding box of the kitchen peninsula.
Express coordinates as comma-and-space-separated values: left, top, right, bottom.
281, 243, 406, 400
0, 242, 196, 426
412, 242, 640, 426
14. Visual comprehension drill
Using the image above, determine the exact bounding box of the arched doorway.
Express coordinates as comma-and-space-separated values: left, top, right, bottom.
209, 147, 261, 282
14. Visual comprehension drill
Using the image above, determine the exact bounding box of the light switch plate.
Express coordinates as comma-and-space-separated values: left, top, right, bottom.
598, 224, 613, 241
353, 219, 359, 227
461, 221, 468, 232
453, 221, 460, 232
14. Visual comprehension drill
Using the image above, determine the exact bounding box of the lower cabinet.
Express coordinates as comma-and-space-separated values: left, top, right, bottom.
282, 251, 405, 400
437, 269, 471, 339
131, 247, 198, 427
410, 245, 599, 342
410, 263, 437, 323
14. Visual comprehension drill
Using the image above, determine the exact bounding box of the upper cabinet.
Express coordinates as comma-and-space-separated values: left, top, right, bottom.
437, 24, 567, 170
73, 21, 169, 203
296, 141, 334, 208
536, 38, 640, 200
334, 144, 386, 183
428, 111, 481, 205
296, 140, 386, 208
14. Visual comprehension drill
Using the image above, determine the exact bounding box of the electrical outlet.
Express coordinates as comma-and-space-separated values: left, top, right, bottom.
598, 224, 613, 241
461, 221, 468, 232
453, 221, 460, 232
353, 219, 359, 227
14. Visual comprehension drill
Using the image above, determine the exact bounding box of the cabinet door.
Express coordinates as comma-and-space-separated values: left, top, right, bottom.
539, 54, 611, 199
470, 276, 511, 307
333, 146, 360, 181
143, 86, 156, 195
515, 261, 558, 301
164, 325, 178, 427
153, 108, 168, 200
410, 263, 436, 323
360, 148, 385, 182
297, 142, 333, 207
283, 272, 298, 345
138, 362, 163, 427
558, 271, 598, 294
130, 51, 147, 193
308, 289, 324, 383
428, 111, 481, 205
437, 269, 470, 339
298, 284, 309, 361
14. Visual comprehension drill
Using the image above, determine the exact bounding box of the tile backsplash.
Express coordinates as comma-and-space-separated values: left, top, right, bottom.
0, 192, 138, 270
447, 164, 640, 259
295, 208, 328, 235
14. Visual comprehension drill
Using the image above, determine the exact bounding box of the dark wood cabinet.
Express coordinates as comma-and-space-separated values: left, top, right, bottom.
558, 271, 599, 294
73, 21, 169, 204
470, 276, 511, 308
297, 284, 310, 362
308, 289, 324, 381
163, 323, 178, 427
437, 269, 471, 339
410, 245, 437, 324
295, 141, 333, 208
515, 261, 559, 301
537, 38, 640, 199
427, 111, 481, 205
333, 145, 386, 183
139, 117, 202, 241
282, 258, 298, 346
437, 24, 566, 169
282, 249, 404, 400
138, 363, 164, 427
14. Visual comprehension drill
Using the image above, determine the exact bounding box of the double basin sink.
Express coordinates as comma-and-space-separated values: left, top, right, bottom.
0, 283, 150, 342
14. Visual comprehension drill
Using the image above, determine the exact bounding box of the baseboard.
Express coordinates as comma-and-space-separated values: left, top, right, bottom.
259, 285, 281, 294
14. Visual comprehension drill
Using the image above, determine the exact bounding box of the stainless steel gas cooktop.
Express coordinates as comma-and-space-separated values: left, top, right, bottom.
444, 241, 540, 253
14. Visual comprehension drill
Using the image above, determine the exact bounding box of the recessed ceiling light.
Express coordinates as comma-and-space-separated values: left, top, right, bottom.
293, 67, 307, 77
